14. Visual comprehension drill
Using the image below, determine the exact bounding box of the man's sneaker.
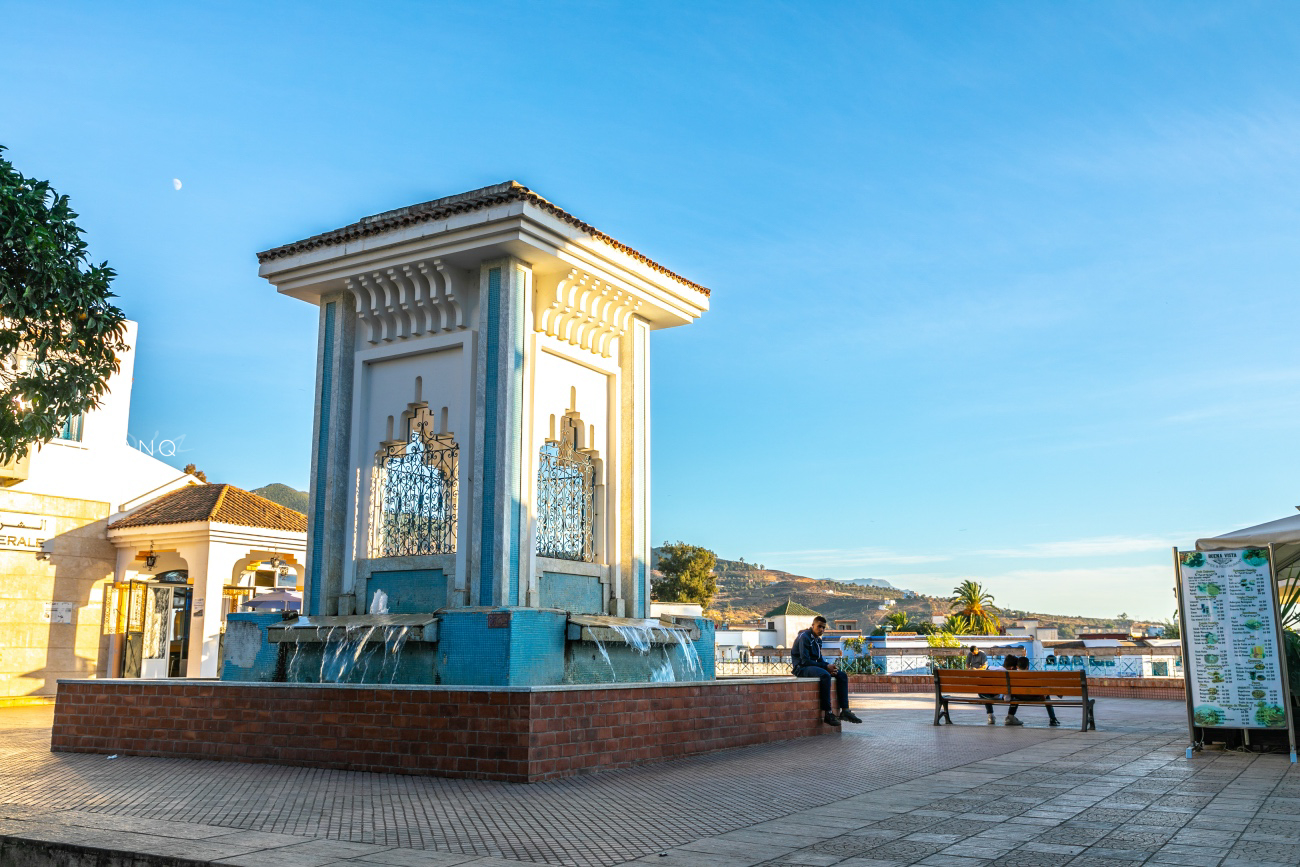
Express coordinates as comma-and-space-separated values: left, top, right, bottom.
1004, 715, 1024, 726
986, 713, 996, 725
1049, 719, 1061, 727
823, 711, 842, 726
838, 709, 863, 724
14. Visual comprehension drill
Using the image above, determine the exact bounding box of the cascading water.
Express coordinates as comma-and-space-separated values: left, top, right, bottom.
580, 620, 702, 683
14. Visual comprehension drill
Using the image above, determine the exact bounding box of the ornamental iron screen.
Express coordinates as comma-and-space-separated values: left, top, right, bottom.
369, 414, 458, 558
535, 413, 596, 562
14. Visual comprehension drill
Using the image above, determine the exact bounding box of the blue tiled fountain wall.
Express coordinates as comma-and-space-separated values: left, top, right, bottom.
221, 610, 715, 686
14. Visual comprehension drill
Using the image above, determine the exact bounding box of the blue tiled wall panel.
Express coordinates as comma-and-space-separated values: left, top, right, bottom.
435, 609, 509, 686
537, 572, 603, 615
220, 613, 285, 681
367, 569, 446, 613
433, 608, 567, 686
505, 609, 567, 685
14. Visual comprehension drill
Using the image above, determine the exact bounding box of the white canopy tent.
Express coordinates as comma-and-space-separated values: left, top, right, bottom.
1197, 512, 1300, 577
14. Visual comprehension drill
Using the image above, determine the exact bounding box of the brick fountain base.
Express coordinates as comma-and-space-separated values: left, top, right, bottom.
52, 678, 829, 782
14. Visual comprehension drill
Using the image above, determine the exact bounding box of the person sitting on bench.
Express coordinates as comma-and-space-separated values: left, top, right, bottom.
998, 655, 1023, 726
792, 616, 862, 727
1014, 655, 1060, 726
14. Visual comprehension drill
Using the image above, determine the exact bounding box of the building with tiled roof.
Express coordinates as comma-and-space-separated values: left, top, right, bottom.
109, 484, 306, 533
762, 599, 820, 619
0, 319, 206, 706
106, 484, 306, 679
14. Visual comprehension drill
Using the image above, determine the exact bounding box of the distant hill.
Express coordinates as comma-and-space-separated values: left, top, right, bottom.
839, 577, 898, 590
252, 483, 309, 513
653, 546, 1129, 637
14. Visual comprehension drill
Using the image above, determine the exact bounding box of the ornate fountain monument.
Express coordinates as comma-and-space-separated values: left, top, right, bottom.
52, 184, 827, 780
222, 181, 714, 686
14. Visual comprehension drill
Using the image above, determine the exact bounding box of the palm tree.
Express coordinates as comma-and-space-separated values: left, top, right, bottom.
951, 580, 1001, 634
943, 614, 974, 635
883, 609, 913, 631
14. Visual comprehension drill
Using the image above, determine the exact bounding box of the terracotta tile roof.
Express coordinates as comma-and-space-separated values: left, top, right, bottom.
109, 484, 307, 532
256, 181, 710, 297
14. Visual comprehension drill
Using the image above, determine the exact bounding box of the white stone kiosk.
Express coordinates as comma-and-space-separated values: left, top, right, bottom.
259, 183, 708, 625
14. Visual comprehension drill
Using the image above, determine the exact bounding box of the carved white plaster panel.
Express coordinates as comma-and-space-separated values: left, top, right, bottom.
346, 257, 466, 344
534, 268, 641, 358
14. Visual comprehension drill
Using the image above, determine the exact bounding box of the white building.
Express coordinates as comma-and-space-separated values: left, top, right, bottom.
0, 322, 202, 704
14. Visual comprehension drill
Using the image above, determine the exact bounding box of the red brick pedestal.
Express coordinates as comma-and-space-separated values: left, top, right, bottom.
52, 678, 828, 782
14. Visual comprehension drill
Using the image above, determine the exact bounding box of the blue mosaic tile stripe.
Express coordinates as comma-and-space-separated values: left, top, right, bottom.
308, 301, 335, 616
479, 268, 502, 606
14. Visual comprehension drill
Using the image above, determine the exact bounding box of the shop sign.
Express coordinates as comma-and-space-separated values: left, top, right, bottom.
41, 601, 72, 624
0, 510, 48, 552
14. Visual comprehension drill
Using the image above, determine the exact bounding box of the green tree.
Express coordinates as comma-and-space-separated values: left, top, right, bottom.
943, 614, 974, 635
883, 609, 912, 631
951, 580, 1001, 634
1159, 610, 1180, 640
1, 147, 126, 462
652, 541, 717, 606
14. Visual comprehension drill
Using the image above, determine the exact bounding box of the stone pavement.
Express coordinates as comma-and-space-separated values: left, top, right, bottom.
2, 694, 1297, 867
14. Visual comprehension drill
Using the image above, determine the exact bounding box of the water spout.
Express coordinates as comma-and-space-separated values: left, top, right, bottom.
369, 589, 389, 615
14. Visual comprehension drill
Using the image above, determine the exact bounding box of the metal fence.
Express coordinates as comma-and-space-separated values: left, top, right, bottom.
716, 655, 1183, 679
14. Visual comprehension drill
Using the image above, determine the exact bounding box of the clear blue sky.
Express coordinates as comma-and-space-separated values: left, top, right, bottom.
5, 2, 1299, 620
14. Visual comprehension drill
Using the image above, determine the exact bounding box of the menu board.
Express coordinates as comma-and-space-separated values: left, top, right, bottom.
1178, 548, 1289, 730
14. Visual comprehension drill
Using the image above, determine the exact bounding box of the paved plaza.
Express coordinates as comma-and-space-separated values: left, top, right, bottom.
1, 694, 1297, 867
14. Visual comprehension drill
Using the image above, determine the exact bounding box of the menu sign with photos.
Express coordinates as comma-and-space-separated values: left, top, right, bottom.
1178, 547, 1289, 730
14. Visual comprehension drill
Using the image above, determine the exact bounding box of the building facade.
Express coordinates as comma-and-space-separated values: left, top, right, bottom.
0, 322, 200, 704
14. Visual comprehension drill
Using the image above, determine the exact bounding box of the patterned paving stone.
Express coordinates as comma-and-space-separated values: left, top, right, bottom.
858, 839, 947, 861
1072, 807, 1146, 825
1156, 794, 1213, 808
923, 819, 1002, 836
1102, 829, 1174, 850
868, 815, 943, 832
1033, 827, 1108, 846
989, 853, 1066, 867
1228, 839, 1300, 861
925, 798, 987, 812
810, 838, 878, 857
1123, 811, 1192, 828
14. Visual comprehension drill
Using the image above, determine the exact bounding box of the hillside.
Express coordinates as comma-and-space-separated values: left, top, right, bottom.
657, 548, 1130, 637
252, 483, 309, 513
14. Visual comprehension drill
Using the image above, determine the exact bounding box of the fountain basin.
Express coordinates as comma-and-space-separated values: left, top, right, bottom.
268, 614, 438, 644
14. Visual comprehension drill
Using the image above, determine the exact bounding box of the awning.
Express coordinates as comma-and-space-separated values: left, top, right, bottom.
1196, 512, 1300, 571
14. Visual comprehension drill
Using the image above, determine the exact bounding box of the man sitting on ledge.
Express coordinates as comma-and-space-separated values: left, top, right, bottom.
792, 615, 862, 726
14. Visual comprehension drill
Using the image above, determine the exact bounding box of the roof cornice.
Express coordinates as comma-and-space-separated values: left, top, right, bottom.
256, 181, 710, 297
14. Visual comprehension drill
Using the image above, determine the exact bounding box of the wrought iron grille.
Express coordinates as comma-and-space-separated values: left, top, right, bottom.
369, 425, 458, 557
535, 435, 596, 562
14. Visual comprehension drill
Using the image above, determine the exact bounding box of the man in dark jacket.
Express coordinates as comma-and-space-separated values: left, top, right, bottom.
792, 616, 862, 726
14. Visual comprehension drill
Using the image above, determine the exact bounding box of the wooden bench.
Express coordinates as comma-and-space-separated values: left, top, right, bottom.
933, 669, 1096, 732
